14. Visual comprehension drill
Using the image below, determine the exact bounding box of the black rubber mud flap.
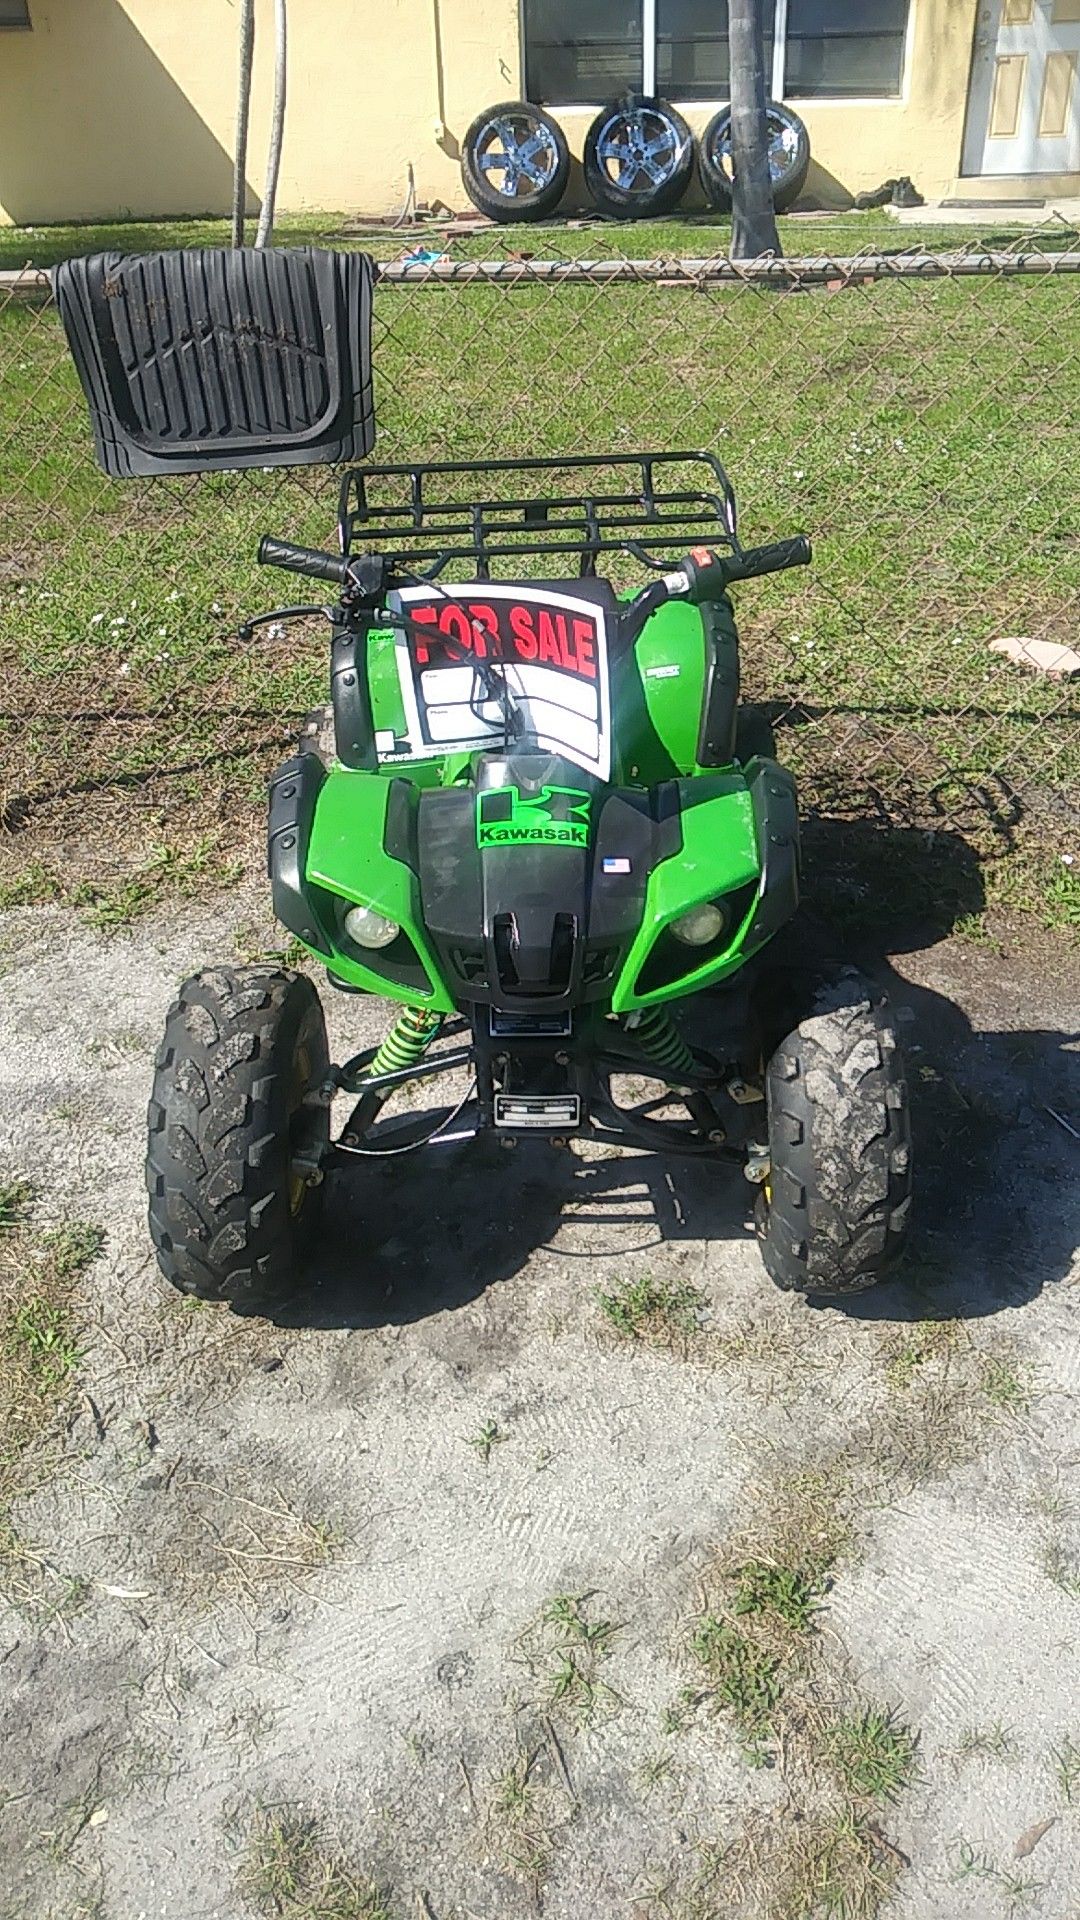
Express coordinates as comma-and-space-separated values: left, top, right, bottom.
54, 247, 376, 476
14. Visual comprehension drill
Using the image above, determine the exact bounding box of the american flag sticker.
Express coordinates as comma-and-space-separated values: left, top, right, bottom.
602, 857, 632, 875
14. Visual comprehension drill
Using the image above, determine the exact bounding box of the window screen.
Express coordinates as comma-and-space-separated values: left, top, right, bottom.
0, 1, 31, 24
656, 0, 775, 102
784, 0, 908, 99
524, 0, 643, 104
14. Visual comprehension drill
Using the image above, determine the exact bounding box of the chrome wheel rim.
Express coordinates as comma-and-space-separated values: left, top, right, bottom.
594, 106, 683, 194
714, 111, 800, 186
475, 113, 560, 199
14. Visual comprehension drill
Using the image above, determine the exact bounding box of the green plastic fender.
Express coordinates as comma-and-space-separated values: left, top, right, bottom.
628, 598, 707, 778
616, 596, 740, 783
304, 768, 455, 1011
611, 776, 763, 1012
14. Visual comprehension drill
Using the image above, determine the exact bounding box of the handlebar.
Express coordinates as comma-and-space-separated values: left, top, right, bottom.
258, 535, 353, 586
258, 533, 811, 601
699, 536, 812, 590
612, 535, 811, 649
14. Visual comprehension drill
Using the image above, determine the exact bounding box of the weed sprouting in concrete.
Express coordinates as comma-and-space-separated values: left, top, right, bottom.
595, 1273, 708, 1352
823, 1704, 919, 1804
238, 1804, 391, 1920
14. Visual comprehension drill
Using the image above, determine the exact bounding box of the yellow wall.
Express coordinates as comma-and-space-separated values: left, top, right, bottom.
0, 0, 1010, 228
0, 0, 521, 225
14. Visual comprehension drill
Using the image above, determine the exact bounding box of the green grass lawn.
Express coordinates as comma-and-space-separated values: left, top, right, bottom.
1, 213, 1077, 930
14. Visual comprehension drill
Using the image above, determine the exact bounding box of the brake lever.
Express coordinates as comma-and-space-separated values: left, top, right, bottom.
237, 604, 337, 642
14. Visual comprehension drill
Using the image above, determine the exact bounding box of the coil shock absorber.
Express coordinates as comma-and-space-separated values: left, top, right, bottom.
344, 1006, 443, 1141
369, 1006, 443, 1079
624, 1006, 696, 1079
622, 1008, 725, 1143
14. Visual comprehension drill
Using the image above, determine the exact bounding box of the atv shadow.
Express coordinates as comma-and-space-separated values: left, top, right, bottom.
280, 1133, 755, 1332
274, 821, 1078, 1331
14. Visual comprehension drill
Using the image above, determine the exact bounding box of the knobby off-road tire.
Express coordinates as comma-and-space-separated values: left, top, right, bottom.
147, 967, 330, 1311
756, 969, 912, 1296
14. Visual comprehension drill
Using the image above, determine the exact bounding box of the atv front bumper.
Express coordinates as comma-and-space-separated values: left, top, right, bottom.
268, 750, 799, 1017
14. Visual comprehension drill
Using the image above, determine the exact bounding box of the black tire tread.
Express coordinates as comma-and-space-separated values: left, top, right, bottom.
146, 966, 329, 1310
758, 969, 912, 1296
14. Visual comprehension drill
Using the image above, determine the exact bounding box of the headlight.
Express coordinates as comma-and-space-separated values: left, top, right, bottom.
344, 905, 400, 950
670, 902, 726, 947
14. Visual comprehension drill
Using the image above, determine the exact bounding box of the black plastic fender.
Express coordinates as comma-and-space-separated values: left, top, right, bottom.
743, 757, 800, 952
331, 622, 378, 771
268, 753, 331, 955
696, 594, 741, 767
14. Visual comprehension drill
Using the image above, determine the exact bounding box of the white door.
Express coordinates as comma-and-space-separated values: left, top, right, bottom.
963, 0, 1080, 176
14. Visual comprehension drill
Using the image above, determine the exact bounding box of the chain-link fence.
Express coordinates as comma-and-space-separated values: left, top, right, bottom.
1, 226, 1078, 926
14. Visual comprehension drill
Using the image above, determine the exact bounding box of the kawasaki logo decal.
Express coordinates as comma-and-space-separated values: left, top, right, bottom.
477, 785, 591, 851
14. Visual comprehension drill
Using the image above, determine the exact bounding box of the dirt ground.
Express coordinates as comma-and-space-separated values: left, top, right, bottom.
1, 886, 1079, 1920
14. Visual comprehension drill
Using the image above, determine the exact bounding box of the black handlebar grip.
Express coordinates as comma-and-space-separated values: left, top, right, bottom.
258, 536, 353, 586
724, 535, 812, 584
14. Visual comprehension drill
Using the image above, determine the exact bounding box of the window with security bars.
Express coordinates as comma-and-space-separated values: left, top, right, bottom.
523, 0, 643, 105
524, 0, 909, 104
785, 0, 909, 99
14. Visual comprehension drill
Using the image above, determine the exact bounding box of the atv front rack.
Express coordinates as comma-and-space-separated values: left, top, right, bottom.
337, 450, 740, 580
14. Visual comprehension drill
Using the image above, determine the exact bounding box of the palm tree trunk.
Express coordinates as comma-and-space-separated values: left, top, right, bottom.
728, 0, 781, 260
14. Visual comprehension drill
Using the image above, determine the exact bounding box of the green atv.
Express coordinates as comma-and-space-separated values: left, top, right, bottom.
145, 449, 912, 1311
51, 245, 909, 1314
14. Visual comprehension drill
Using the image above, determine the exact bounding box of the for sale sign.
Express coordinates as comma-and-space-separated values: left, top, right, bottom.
388, 582, 612, 781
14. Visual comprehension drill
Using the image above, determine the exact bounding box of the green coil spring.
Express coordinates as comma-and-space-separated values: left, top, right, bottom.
625, 1006, 695, 1078
368, 1006, 443, 1080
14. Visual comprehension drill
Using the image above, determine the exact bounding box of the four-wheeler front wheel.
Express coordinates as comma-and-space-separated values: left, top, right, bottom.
146, 967, 330, 1311
460, 101, 571, 223
699, 101, 811, 214
584, 94, 695, 219
755, 969, 912, 1297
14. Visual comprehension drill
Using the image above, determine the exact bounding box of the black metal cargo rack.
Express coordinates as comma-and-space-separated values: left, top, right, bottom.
337, 450, 741, 579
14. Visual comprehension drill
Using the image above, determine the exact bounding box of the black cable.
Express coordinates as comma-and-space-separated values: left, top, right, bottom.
392, 562, 527, 753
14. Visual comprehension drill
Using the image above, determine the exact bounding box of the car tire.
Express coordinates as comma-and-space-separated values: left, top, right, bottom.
584, 94, 695, 219
699, 102, 811, 214
461, 101, 571, 223
755, 968, 912, 1296
146, 966, 330, 1311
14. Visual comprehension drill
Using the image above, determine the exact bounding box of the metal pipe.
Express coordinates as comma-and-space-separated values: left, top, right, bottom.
231, 0, 256, 249
10, 253, 1080, 306
255, 0, 288, 249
